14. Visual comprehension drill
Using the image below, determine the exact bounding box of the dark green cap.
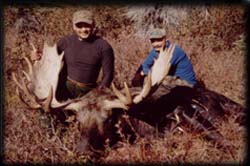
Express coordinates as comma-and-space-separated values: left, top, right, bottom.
72, 10, 94, 25
149, 28, 166, 39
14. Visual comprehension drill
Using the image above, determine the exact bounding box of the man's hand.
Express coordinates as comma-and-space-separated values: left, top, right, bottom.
30, 43, 42, 61
132, 72, 145, 87
97, 85, 107, 94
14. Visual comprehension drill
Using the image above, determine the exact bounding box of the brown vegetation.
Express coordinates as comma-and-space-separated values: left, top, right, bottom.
3, 4, 246, 165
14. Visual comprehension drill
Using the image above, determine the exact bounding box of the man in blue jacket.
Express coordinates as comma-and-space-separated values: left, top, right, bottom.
130, 28, 198, 132
132, 28, 197, 88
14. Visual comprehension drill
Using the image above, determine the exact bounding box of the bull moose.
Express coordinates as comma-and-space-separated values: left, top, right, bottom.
12, 41, 245, 156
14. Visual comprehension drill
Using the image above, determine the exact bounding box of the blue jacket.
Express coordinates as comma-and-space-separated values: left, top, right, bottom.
141, 40, 197, 86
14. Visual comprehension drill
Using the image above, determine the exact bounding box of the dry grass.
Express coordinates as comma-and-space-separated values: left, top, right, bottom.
4, 108, 246, 164
101, 115, 246, 164
3, 4, 247, 165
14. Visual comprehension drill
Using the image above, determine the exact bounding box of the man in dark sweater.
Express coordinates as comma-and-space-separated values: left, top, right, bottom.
31, 10, 114, 98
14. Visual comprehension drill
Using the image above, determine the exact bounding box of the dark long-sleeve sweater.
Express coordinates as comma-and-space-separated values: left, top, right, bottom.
57, 34, 114, 87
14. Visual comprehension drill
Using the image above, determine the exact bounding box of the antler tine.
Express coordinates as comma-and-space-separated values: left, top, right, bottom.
35, 88, 71, 113
23, 56, 33, 76
21, 70, 31, 82
102, 99, 129, 110
123, 82, 132, 104
133, 70, 152, 104
20, 76, 39, 103
111, 83, 130, 105
12, 72, 31, 98
30, 42, 37, 52
12, 72, 41, 108
15, 87, 41, 109
100, 82, 132, 110
12, 72, 25, 90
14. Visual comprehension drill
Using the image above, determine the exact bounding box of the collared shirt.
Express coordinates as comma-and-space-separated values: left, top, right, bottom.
141, 40, 197, 86
57, 34, 114, 87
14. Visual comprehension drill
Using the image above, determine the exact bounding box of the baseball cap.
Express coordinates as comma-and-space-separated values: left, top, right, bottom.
72, 10, 94, 25
149, 28, 166, 39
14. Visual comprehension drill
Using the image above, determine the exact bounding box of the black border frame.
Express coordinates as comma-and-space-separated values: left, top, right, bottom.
1, 0, 249, 166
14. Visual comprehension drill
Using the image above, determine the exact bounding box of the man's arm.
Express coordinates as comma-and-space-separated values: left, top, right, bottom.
99, 46, 114, 89
29, 37, 67, 61
131, 65, 145, 87
131, 50, 157, 87
57, 37, 67, 54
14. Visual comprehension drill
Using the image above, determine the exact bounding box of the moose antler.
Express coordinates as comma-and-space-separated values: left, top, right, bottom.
12, 41, 119, 134
151, 44, 175, 86
12, 42, 79, 112
104, 44, 176, 110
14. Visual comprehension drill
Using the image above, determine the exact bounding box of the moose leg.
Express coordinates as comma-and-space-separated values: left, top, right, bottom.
181, 105, 235, 151
76, 126, 107, 159
76, 134, 91, 154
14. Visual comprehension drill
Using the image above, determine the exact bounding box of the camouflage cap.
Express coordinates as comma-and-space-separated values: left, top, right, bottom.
72, 10, 94, 25
149, 28, 166, 39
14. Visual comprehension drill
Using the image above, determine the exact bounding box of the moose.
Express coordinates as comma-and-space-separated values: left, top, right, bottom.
12, 41, 245, 156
